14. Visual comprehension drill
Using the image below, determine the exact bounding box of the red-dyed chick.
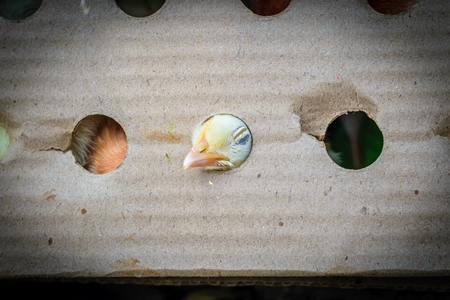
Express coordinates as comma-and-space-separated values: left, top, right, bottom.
244, 0, 291, 16
368, 0, 417, 15
71, 115, 127, 174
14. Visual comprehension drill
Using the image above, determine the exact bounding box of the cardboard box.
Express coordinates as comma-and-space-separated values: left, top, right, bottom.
0, 0, 449, 283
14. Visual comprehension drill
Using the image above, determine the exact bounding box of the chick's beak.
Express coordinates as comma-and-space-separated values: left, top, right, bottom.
183, 148, 229, 169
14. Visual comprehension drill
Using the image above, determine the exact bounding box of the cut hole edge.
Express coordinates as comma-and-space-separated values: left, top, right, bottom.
114, 0, 166, 18
241, 0, 292, 16
0, 124, 11, 161
367, 0, 417, 15
70, 114, 128, 175
323, 111, 384, 170
0, 0, 43, 21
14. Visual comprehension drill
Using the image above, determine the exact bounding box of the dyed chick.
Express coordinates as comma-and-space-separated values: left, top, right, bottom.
70, 115, 128, 174
241, 0, 291, 16
368, 0, 417, 15
183, 114, 252, 171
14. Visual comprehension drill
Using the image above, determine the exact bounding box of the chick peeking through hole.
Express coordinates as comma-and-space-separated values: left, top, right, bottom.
70, 115, 128, 174
183, 114, 253, 171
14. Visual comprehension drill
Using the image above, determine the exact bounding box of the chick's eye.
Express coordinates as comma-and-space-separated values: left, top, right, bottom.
237, 134, 249, 145
232, 127, 250, 145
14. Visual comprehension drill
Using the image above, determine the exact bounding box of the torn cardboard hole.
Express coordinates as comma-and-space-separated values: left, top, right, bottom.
433, 116, 450, 139
292, 82, 381, 169
292, 82, 378, 137
17, 118, 72, 152
70, 114, 128, 174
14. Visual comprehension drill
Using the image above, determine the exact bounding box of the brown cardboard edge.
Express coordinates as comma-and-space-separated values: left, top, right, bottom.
1, 276, 450, 292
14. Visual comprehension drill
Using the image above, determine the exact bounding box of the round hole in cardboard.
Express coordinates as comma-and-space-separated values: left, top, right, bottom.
0, 0, 42, 21
115, 0, 165, 18
324, 111, 383, 170
70, 114, 128, 174
241, 0, 291, 16
368, 0, 417, 15
0, 124, 11, 161
183, 114, 253, 171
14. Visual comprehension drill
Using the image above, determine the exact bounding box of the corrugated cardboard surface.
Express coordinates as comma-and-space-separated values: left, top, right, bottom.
0, 0, 449, 279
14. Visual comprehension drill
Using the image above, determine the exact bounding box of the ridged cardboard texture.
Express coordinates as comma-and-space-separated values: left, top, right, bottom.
0, 0, 449, 277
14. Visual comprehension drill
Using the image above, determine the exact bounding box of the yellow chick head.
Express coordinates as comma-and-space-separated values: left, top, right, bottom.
183, 114, 252, 170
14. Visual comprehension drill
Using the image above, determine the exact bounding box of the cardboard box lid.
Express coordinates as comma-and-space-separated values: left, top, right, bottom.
0, 0, 449, 278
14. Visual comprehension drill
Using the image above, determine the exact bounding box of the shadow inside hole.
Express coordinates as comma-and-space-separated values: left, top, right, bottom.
0, 0, 42, 21
241, 0, 291, 16
368, 0, 417, 15
115, 0, 165, 18
324, 111, 383, 170
71, 115, 128, 174
0, 125, 10, 161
